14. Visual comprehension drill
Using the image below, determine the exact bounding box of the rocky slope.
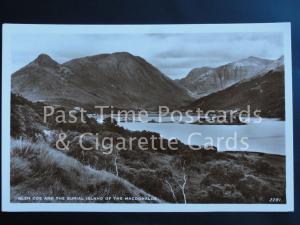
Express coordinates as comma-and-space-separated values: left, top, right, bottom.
186, 65, 285, 119
12, 53, 192, 110
177, 56, 283, 98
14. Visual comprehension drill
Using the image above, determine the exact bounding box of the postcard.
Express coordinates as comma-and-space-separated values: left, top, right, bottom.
1, 23, 293, 212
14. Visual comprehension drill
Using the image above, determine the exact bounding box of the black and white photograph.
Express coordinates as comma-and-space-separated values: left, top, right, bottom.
1, 23, 293, 212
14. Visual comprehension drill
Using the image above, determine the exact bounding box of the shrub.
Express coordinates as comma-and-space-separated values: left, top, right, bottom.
253, 159, 275, 176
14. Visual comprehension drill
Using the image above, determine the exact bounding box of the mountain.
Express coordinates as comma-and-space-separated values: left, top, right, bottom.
12, 52, 193, 110
176, 56, 282, 98
12, 54, 81, 106
186, 64, 285, 118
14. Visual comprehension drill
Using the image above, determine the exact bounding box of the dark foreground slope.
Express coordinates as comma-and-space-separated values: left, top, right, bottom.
11, 139, 161, 203
11, 94, 286, 203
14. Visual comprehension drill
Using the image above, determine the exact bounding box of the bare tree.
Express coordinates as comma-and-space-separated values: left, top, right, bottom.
176, 160, 188, 204
177, 173, 187, 204
165, 160, 188, 204
165, 179, 177, 202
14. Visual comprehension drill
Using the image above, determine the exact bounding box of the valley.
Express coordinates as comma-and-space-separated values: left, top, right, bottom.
10, 52, 286, 204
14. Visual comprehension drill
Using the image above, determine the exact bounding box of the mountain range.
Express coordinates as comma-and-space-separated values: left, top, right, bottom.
12, 52, 192, 110
186, 64, 285, 118
12, 53, 285, 117
10, 52, 286, 203
176, 56, 283, 98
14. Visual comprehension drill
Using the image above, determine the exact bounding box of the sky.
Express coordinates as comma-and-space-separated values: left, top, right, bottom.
11, 32, 283, 79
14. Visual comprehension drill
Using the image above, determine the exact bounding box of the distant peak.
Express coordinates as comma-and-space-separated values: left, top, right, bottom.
34, 54, 59, 67
235, 56, 272, 64
85, 52, 135, 62
247, 56, 259, 59
35, 54, 53, 62
111, 52, 135, 58
190, 67, 213, 74
112, 51, 133, 56
244, 56, 264, 61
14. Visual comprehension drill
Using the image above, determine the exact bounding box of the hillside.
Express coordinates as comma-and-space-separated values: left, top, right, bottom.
186, 67, 285, 119
12, 53, 192, 110
177, 56, 283, 98
11, 139, 161, 203
10, 94, 286, 203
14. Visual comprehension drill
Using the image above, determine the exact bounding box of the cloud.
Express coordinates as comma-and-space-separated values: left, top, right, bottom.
11, 32, 283, 79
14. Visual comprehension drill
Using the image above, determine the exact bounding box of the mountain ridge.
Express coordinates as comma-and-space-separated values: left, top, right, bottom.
12, 52, 193, 110
176, 56, 283, 98
185, 65, 285, 119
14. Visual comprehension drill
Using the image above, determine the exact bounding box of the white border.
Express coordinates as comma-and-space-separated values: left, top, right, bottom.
1, 23, 294, 212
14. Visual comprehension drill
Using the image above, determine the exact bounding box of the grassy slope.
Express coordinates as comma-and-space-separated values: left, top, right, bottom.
10, 139, 162, 203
